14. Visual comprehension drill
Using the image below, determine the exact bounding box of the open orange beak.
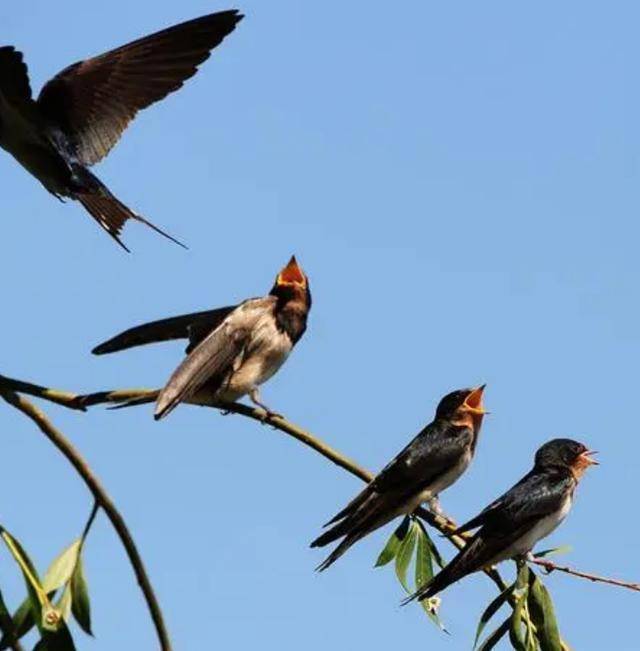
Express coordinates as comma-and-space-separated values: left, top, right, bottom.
276, 256, 307, 287
463, 384, 488, 415
578, 449, 599, 467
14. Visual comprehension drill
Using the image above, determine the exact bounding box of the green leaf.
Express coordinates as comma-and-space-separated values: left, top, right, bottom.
477, 617, 511, 651
70, 555, 92, 635
415, 518, 445, 569
42, 540, 81, 594
394, 521, 418, 593
375, 516, 411, 567
535, 546, 572, 559
473, 581, 516, 648
414, 526, 434, 589
509, 586, 529, 651
528, 572, 562, 651
0, 529, 59, 635
55, 585, 72, 623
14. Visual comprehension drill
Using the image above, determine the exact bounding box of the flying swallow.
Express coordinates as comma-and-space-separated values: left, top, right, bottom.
0, 10, 243, 250
311, 386, 487, 571
405, 438, 598, 603
92, 256, 311, 419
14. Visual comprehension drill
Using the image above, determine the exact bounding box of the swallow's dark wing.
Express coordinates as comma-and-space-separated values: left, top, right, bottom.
37, 10, 243, 165
322, 421, 463, 527
154, 297, 276, 420
407, 471, 575, 602
454, 470, 572, 536
92, 307, 236, 355
0, 47, 32, 105
373, 420, 472, 494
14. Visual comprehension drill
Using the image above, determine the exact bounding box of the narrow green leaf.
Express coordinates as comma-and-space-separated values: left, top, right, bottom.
535, 546, 572, 559
42, 541, 81, 593
55, 585, 72, 622
415, 519, 445, 569
394, 521, 418, 593
477, 617, 511, 651
509, 586, 529, 651
375, 517, 410, 567
0, 590, 19, 651
528, 572, 562, 651
70, 556, 92, 636
0, 597, 35, 648
414, 526, 434, 589
473, 581, 516, 648
0, 529, 58, 636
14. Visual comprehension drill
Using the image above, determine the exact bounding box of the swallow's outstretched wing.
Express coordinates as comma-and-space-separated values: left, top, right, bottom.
407, 471, 574, 601
92, 306, 236, 355
37, 10, 243, 165
154, 297, 276, 420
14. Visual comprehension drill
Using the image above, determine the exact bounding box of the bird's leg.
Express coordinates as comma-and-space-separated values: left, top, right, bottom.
428, 496, 443, 516
428, 496, 457, 528
249, 388, 282, 421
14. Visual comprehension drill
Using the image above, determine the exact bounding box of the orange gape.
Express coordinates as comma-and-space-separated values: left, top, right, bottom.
570, 450, 599, 480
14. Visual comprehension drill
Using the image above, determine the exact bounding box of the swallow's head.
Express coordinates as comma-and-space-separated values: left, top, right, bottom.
436, 385, 487, 430
270, 256, 311, 305
535, 438, 598, 479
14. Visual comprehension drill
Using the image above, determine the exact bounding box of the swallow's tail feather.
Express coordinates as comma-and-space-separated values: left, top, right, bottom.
402, 537, 484, 604
323, 485, 374, 527
72, 167, 185, 250
310, 518, 354, 549
315, 532, 365, 572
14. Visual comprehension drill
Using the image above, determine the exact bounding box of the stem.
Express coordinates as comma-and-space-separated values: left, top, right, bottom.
0, 589, 25, 651
0, 390, 172, 651
532, 557, 640, 592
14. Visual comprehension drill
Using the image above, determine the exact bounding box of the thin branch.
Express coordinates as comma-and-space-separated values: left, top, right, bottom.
0, 390, 172, 651
532, 557, 640, 592
75, 386, 640, 596
0, 375, 85, 411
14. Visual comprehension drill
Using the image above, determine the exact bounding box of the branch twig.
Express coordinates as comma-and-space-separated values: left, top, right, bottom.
0, 389, 172, 651
532, 557, 640, 592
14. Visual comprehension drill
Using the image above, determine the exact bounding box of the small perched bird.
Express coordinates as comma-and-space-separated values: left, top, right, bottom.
0, 10, 242, 250
405, 438, 598, 603
311, 386, 487, 571
92, 256, 311, 419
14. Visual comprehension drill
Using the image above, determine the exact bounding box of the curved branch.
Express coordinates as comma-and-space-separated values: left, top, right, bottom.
0, 390, 172, 651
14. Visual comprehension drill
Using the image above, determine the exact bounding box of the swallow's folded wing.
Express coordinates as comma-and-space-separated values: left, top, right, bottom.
92, 306, 236, 355
37, 10, 243, 165
154, 297, 276, 419
454, 471, 572, 536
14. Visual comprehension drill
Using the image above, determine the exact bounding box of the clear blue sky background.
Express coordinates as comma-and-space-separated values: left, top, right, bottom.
1, 1, 638, 649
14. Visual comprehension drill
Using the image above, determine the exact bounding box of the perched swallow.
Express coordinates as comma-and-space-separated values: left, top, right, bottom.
0, 10, 242, 250
92, 256, 311, 419
406, 438, 598, 603
311, 386, 487, 571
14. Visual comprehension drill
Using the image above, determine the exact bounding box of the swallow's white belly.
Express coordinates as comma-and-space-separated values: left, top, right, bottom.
489, 494, 573, 565
217, 317, 292, 402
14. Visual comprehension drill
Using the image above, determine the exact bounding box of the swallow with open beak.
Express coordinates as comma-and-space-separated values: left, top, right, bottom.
311, 386, 487, 571
405, 438, 598, 603
92, 256, 311, 419
0, 10, 242, 250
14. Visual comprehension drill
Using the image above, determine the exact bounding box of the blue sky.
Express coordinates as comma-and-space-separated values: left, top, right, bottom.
1, 1, 639, 648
